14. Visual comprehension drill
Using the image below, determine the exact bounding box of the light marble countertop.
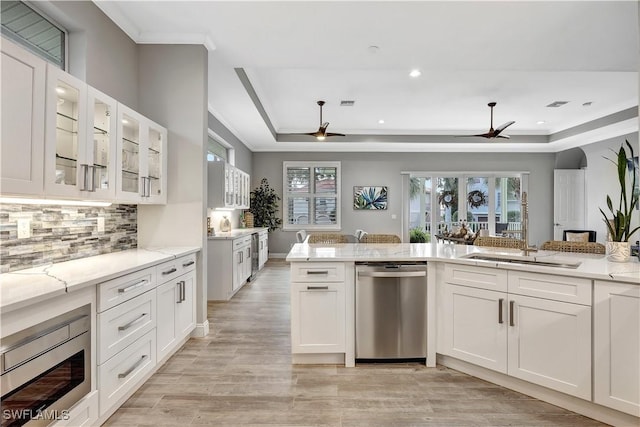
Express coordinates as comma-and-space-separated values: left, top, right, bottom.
0, 246, 201, 313
286, 242, 640, 285
207, 227, 268, 240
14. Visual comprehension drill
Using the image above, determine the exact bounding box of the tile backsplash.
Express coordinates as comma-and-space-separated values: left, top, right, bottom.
0, 204, 137, 273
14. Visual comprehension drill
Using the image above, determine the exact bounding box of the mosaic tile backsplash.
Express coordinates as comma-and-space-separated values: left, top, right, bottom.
0, 204, 137, 273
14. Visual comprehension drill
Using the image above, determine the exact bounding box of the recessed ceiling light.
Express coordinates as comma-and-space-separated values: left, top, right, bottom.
368, 45, 380, 54
55, 87, 66, 94
536, 120, 545, 125
378, 119, 385, 124
122, 119, 129, 124
409, 69, 421, 78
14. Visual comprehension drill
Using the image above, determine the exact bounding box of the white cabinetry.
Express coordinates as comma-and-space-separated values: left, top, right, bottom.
594, 280, 640, 416
116, 103, 167, 204
441, 264, 592, 400
233, 236, 252, 292
208, 235, 252, 300
44, 65, 118, 200
207, 161, 250, 209
290, 262, 346, 354
156, 254, 197, 362
258, 230, 268, 269
1, 37, 46, 196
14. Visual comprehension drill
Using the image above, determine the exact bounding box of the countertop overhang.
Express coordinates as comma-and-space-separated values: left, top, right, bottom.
207, 227, 268, 240
286, 242, 640, 285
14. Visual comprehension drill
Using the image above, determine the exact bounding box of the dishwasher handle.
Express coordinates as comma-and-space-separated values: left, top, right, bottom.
358, 271, 426, 278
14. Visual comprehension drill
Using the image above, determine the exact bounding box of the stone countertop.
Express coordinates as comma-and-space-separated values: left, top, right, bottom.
207, 228, 268, 240
0, 246, 201, 313
286, 242, 640, 285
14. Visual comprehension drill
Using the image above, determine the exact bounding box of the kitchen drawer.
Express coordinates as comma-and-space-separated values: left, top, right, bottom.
291, 262, 346, 283
98, 329, 156, 416
508, 271, 592, 305
444, 263, 508, 292
156, 254, 197, 284
233, 236, 252, 250
97, 267, 156, 312
51, 390, 98, 427
97, 290, 156, 364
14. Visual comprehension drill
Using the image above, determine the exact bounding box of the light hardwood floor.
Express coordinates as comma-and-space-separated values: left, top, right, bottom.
105, 260, 606, 426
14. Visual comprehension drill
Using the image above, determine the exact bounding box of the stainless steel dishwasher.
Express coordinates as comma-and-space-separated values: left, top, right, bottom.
355, 262, 428, 361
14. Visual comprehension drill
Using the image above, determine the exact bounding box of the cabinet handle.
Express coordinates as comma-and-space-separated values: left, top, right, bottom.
306, 270, 329, 275
498, 298, 504, 324
79, 164, 89, 191
307, 285, 329, 290
118, 355, 147, 379
182, 260, 195, 267
88, 165, 96, 192
162, 268, 177, 275
118, 313, 147, 331
118, 279, 148, 293
176, 282, 183, 303
509, 300, 515, 327
181, 280, 186, 302
145, 176, 151, 197
139, 177, 144, 197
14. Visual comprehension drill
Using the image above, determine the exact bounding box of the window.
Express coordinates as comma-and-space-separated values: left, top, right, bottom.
283, 161, 340, 230
1, 1, 66, 69
207, 135, 227, 162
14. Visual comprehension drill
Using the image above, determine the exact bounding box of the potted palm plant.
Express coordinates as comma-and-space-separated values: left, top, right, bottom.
600, 140, 639, 262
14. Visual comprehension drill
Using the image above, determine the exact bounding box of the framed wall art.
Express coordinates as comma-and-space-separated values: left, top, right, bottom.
354, 186, 388, 210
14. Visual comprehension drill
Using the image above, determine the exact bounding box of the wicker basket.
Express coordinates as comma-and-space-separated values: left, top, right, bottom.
244, 211, 254, 228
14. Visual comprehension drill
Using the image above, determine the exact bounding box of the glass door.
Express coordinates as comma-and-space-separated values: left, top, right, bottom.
117, 105, 142, 201
142, 120, 167, 204
86, 87, 117, 199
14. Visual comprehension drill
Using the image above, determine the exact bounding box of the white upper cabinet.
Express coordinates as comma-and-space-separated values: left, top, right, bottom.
208, 162, 250, 209
116, 104, 167, 204
1, 38, 46, 196
45, 65, 118, 200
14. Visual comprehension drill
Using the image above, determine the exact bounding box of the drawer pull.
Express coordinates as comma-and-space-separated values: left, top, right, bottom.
162, 267, 177, 275
182, 260, 195, 267
509, 300, 515, 327
118, 355, 148, 379
307, 285, 329, 290
118, 280, 148, 294
118, 313, 147, 331
181, 281, 186, 302
306, 270, 329, 275
498, 298, 504, 324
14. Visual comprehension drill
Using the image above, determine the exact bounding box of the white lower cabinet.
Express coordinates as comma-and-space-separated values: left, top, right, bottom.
51, 391, 99, 427
258, 230, 268, 269
441, 264, 592, 400
594, 280, 640, 416
157, 270, 196, 362
208, 235, 254, 300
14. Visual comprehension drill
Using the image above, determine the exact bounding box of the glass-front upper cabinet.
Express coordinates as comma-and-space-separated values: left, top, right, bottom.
115, 104, 167, 204
44, 66, 117, 200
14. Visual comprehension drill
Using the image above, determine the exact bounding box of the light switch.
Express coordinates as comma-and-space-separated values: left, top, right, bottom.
97, 217, 105, 233
17, 218, 31, 239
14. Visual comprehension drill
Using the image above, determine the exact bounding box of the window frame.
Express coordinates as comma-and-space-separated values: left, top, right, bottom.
283, 161, 341, 231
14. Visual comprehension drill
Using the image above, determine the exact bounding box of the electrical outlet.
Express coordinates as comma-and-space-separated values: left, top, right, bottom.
97, 217, 105, 233
391, 214, 397, 220
17, 218, 31, 239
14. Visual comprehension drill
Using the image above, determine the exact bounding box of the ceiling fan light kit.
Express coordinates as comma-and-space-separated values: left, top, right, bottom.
287, 100, 346, 141
456, 102, 515, 140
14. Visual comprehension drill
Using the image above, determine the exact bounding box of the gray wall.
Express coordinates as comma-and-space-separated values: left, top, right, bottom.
253, 152, 556, 254
136, 44, 209, 329
39, 1, 139, 109
208, 113, 252, 173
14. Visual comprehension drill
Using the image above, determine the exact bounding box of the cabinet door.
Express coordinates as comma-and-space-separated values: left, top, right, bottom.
141, 120, 167, 204
86, 87, 117, 200
176, 272, 196, 338
44, 64, 88, 198
291, 282, 345, 353
116, 104, 144, 202
442, 284, 507, 373
507, 294, 591, 400
244, 245, 252, 280
259, 234, 268, 269
594, 281, 640, 416
156, 280, 178, 362
1, 38, 46, 196
232, 247, 244, 291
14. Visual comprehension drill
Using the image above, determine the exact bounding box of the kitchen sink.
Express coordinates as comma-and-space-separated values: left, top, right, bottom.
461, 253, 581, 269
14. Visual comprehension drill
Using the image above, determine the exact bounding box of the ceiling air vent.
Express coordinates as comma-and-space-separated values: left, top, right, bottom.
546, 101, 569, 108
340, 100, 355, 107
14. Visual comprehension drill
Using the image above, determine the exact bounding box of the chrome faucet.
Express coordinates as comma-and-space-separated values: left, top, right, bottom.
521, 191, 538, 255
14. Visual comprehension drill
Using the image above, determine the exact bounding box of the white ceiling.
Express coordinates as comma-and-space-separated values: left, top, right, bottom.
95, 0, 639, 152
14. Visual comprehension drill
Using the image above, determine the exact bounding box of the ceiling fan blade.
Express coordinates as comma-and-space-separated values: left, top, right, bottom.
495, 134, 511, 139
325, 132, 346, 137
494, 121, 515, 135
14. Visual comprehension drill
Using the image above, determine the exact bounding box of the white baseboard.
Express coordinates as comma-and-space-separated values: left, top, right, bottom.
268, 253, 288, 259
192, 320, 209, 337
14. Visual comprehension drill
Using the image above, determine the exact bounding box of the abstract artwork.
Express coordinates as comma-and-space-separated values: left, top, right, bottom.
354, 186, 388, 210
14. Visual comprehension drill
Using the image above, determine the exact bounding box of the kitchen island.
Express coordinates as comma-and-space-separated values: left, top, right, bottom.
286, 242, 639, 426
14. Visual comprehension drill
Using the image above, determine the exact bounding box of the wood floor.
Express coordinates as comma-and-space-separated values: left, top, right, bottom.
105, 260, 606, 426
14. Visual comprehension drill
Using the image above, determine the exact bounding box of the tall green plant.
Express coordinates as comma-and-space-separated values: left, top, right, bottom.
250, 178, 282, 232
599, 140, 639, 242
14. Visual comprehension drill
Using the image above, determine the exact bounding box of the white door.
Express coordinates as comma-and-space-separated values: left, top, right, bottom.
1, 39, 46, 196
594, 281, 640, 416
507, 294, 591, 400
553, 169, 586, 240
442, 284, 507, 373
156, 280, 178, 361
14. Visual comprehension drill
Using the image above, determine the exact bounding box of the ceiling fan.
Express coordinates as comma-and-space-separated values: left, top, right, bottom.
294, 100, 345, 141
457, 102, 515, 139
